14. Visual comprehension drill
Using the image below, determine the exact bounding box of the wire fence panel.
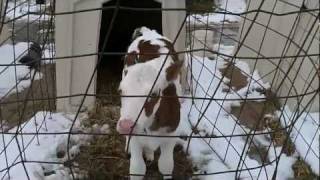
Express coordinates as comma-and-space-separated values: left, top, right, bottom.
0, 0, 319, 179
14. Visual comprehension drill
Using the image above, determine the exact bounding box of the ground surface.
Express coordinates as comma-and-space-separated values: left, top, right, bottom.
1, 64, 56, 128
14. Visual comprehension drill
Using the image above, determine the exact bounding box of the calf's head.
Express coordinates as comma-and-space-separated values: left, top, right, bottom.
116, 63, 181, 135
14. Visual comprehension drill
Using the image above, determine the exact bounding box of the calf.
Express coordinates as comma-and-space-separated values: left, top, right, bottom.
116, 27, 184, 180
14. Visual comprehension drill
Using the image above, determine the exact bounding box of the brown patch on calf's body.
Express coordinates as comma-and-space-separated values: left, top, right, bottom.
138, 40, 160, 61
124, 40, 161, 67
149, 83, 180, 132
125, 51, 138, 66
144, 93, 160, 117
166, 60, 183, 81
159, 38, 184, 82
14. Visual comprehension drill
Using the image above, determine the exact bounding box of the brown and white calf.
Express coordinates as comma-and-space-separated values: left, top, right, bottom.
116, 27, 184, 180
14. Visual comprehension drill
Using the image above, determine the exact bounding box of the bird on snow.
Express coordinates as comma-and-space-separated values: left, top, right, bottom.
19, 42, 42, 71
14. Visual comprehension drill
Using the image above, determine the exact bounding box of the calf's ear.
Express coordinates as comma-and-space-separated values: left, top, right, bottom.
150, 83, 180, 132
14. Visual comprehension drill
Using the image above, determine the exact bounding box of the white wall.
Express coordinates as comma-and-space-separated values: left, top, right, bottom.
161, 0, 186, 59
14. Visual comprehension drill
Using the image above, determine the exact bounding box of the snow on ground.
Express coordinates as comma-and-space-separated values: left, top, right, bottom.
280, 107, 320, 175
179, 54, 295, 180
188, 0, 246, 25
215, 0, 247, 14
0, 43, 34, 97
0, 42, 54, 98
177, 44, 319, 179
0, 112, 91, 180
42, 43, 55, 62
6, 0, 51, 21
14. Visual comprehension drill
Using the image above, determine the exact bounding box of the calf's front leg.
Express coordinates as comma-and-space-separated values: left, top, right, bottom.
129, 140, 146, 180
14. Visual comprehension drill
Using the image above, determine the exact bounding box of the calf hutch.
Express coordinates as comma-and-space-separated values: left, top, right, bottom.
55, 0, 186, 111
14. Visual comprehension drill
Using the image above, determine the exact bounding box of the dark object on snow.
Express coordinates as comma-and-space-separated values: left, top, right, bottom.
36, 0, 45, 4
19, 42, 42, 71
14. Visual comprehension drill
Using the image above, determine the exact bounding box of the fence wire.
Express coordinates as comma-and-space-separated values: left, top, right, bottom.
0, 0, 319, 179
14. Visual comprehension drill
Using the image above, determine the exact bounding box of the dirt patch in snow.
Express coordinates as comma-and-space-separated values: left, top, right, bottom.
219, 62, 248, 91
230, 89, 280, 130
231, 89, 296, 157
292, 158, 318, 180
231, 101, 273, 131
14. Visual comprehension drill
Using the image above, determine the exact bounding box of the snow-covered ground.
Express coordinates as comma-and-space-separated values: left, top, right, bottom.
280, 108, 319, 175
176, 44, 319, 179
0, 43, 36, 97
188, 0, 246, 24
179, 54, 295, 180
0, 112, 90, 180
0, 42, 53, 98
6, 0, 52, 21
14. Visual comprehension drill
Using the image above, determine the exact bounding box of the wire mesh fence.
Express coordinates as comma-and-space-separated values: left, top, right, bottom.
0, 0, 319, 179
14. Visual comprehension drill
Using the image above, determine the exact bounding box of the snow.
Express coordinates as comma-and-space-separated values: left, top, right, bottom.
42, 43, 55, 63
216, 0, 247, 14
91, 123, 110, 134
0, 43, 36, 98
0, 42, 54, 98
280, 107, 320, 175
177, 43, 318, 179
6, 0, 52, 21
0, 112, 90, 180
188, 0, 246, 25
100, 124, 110, 134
